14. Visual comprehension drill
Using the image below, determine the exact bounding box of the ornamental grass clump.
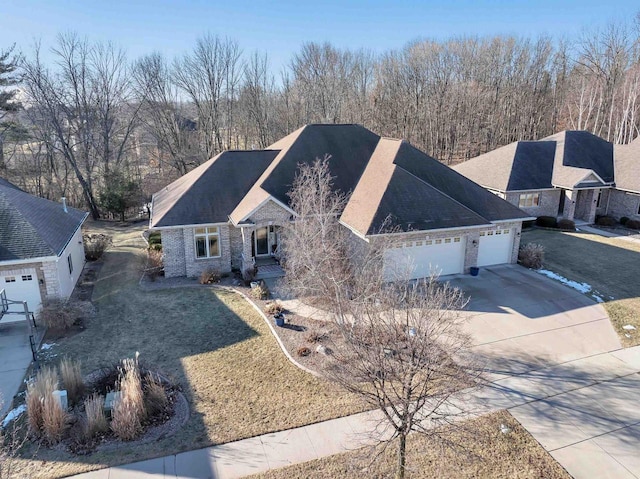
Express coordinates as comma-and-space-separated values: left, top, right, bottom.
111, 358, 146, 441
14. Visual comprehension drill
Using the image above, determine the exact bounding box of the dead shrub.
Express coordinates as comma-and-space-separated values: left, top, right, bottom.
242, 266, 257, 285
147, 249, 164, 281
250, 282, 269, 300
26, 366, 58, 436
111, 358, 146, 441
264, 301, 284, 315
83, 233, 112, 261
518, 243, 545, 269
83, 394, 108, 440
39, 299, 93, 331
59, 358, 84, 406
305, 330, 328, 344
297, 346, 312, 357
143, 373, 169, 417
626, 219, 640, 230
199, 267, 221, 284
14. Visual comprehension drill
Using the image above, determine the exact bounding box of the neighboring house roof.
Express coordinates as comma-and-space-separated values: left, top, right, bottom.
152, 124, 530, 235
453, 130, 615, 191
150, 150, 279, 228
614, 137, 640, 194
0, 179, 88, 262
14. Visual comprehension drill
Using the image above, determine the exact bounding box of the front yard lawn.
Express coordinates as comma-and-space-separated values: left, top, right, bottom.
522, 228, 640, 347
12, 224, 364, 478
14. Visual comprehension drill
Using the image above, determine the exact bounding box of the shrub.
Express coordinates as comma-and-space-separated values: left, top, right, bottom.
147, 232, 161, 246
305, 331, 328, 344
518, 243, 545, 269
620, 216, 630, 225
147, 249, 163, 281
296, 346, 311, 357
626, 219, 640, 230
83, 394, 108, 440
522, 219, 535, 229
250, 282, 269, 300
59, 358, 84, 405
39, 299, 93, 331
199, 267, 221, 284
41, 390, 67, 445
83, 233, 112, 261
143, 373, 169, 417
596, 215, 616, 227
242, 266, 257, 284
111, 358, 146, 441
557, 219, 576, 231
264, 301, 284, 315
535, 216, 557, 228
26, 366, 58, 436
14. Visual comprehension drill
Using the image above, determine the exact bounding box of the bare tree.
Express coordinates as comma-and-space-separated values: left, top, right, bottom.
282, 158, 478, 479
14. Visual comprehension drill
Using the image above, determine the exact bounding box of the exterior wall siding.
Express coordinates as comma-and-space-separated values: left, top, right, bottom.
55, 227, 86, 299
505, 190, 560, 218
607, 189, 640, 220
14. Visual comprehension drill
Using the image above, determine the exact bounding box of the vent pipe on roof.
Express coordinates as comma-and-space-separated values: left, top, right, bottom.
61, 197, 68, 213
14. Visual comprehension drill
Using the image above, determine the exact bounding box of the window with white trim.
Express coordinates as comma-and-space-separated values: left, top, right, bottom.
21, 275, 33, 281
518, 193, 540, 208
194, 227, 220, 259
4, 276, 15, 283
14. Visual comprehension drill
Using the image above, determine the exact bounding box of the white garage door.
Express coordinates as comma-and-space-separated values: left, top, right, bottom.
477, 228, 514, 267
1, 269, 42, 314
385, 236, 465, 280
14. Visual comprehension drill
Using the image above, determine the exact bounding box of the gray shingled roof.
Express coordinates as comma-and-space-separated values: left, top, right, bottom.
150, 150, 279, 228
0, 179, 88, 261
153, 125, 530, 236
454, 130, 615, 191
614, 138, 640, 193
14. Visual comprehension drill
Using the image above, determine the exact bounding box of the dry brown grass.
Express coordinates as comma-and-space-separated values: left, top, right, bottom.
143, 373, 168, 417
59, 358, 84, 405
264, 301, 284, 315
83, 394, 108, 440
247, 411, 570, 479
111, 358, 146, 441
41, 392, 67, 445
523, 229, 640, 347
199, 267, 221, 284
26, 367, 58, 436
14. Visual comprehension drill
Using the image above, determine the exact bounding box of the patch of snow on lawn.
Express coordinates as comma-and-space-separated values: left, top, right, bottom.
40, 343, 55, 351
537, 269, 592, 294
623, 325, 637, 331
592, 294, 604, 303
2, 404, 26, 428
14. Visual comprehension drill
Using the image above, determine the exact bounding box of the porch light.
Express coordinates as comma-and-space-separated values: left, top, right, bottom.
472, 240, 478, 246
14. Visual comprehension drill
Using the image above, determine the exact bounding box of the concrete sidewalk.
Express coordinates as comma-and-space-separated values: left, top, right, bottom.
578, 224, 640, 245
73, 346, 640, 479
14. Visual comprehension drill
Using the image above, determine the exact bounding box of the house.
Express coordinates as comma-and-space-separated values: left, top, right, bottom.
453, 130, 640, 223
150, 124, 531, 280
0, 178, 88, 315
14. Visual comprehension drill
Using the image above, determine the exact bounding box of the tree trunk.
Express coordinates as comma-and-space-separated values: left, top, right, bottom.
396, 433, 407, 479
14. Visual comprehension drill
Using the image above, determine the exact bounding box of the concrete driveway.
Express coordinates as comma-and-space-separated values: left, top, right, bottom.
448, 265, 640, 479
0, 320, 37, 417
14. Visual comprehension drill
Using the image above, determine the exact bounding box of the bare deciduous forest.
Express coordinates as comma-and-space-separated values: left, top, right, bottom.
1, 15, 639, 219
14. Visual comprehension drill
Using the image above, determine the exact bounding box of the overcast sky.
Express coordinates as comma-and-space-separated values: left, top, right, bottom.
1, 0, 637, 71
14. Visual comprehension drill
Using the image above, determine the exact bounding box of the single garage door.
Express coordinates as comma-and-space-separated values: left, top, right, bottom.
385, 236, 465, 280
477, 228, 514, 267
1, 269, 42, 314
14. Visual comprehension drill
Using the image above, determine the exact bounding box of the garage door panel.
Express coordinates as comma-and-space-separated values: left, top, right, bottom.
385, 236, 465, 280
1, 269, 42, 314
477, 229, 513, 267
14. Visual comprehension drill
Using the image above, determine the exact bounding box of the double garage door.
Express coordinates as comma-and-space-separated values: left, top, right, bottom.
385, 228, 514, 280
385, 236, 465, 280
1, 269, 42, 314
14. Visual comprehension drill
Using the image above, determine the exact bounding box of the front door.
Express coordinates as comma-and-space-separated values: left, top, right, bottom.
255, 227, 269, 256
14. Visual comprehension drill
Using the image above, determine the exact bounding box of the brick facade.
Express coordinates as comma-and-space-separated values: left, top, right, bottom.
161, 229, 186, 278
574, 189, 598, 223
606, 189, 640, 220
505, 190, 560, 218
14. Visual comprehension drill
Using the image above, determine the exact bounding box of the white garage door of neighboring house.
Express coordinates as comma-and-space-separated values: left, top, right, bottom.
477, 228, 514, 267
385, 236, 465, 280
1, 269, 42, 314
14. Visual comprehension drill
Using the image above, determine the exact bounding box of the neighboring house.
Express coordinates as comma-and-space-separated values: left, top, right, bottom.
0, 178, 88, 315
454, 130, 640, 223
150, 124, 531, 280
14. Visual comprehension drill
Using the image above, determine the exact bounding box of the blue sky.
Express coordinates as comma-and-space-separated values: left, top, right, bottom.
1, 0, 637, 71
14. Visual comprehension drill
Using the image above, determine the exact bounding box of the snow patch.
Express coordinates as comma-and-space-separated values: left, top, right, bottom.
2, 404, 26, 428
537, 269, 592, 294
592, 294, 604, 303
623, 325, 637, 331
40, 343, 55, 351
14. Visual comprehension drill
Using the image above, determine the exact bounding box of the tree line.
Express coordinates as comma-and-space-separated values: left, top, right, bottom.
1, 15, 639, 219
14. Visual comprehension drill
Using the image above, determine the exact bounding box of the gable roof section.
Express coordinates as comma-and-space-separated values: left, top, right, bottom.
151, 150, 279, 228
230, 124, 379, 224
614, 138, 640, 193
0, 179, 88, 262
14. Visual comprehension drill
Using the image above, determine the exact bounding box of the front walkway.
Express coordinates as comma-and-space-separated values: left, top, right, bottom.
72, 346, 640, 479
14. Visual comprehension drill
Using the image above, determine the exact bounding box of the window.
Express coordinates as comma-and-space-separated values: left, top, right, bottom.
435, 239, 442, 244
4, 276, 15, 283
415, 241, 423, 246
496, 230, 502, 235
503, 229, 509, 234
637, 200, 640, 215
487, 231, 494, 236
425, 240, 432, 245
518, 193, 540, 208
21, 275, 33, 281
444, 238, 451, 243
194, 227, 220, 259
596, 190, 603, 208
454, 237, 461, 243
67, 254, 73, 274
